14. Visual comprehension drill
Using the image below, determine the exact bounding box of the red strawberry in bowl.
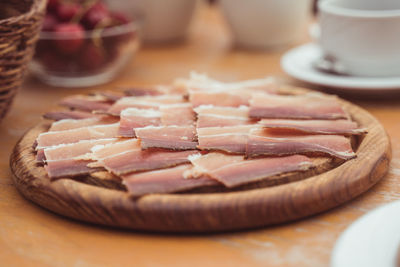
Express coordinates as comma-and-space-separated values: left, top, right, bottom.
81, 2, 110, 30
56, 3, 81, 22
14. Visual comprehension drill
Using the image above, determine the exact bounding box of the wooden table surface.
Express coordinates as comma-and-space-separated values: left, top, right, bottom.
1, 5, 400, 267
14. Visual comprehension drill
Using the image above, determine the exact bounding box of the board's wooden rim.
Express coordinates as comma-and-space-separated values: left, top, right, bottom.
10, 89, 392, 232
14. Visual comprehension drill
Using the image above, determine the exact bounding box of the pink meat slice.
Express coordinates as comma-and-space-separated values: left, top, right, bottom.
43, 139, 118, 179
36, 123, 120, 149
249, 93, 348, 120
45, 159, 101, 180
118, 108, 161, 137
135, 125, 198, 150
98, 150, 199, 175
107, 95, 184, 115
189, 90, 250, 107
188, 152, 313, 187
247, 128, 356, 160
122, 164, 218, 197
49, 117, 118, 132
160, 103, 195, 126
59, 95, 112, 112
87, 139, 141, 161
258, 119, 366, 135
43, 110, 100, 121
197, 125, 256, 154
194, 105, 253, 128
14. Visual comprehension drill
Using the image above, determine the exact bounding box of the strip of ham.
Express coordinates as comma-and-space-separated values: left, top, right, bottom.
194, 105, 253, 128
43, 138, 117, 179
197, 125, 256, 154
135, 125, 197, 150
97, 149, 199, 175
86, 139, 141, 161
249, 93, 348, 120
36, 123, 120, 149
258, 119, 367, 135
59, 95, 112, 112
122, 164, 218, 197
49, 117, 118, 132
118, 108, 161, 137
187, 153, 313, 187
124, 87, 163, 96
107, 95, 184, 115
189, 90, 250, 107
175, 72, 277, 93
43, 110, 99, 121
159, 103, 195, 126
247, 128, 356, 160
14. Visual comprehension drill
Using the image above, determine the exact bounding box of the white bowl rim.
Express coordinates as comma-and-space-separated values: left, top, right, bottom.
319, 0, 400, 18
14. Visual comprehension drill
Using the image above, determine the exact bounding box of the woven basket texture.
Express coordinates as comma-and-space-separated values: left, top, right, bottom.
0, 0, 46, 121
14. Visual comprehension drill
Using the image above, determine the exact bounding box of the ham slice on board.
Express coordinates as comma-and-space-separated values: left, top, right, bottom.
49, 117, 118, 132
43, 110, 100, 121
194, 105, 253, 128
122, 164, 218, 197
249, 93, 348, 120
258, 119, 366, 135
135, 125, 197, 150
118, 108, 161, 137
247, 128, 356, 160
59, 95, 112, 112
187, 152, 313, 187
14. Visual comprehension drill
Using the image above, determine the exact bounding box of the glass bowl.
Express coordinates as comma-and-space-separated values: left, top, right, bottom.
30, 20, 140, 87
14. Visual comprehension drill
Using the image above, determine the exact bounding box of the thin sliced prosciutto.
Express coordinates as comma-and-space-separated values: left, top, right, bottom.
118, 108, 161, 137
122, 165, 218, 197
86, 139, 141, 161
247, 128, 356, 160
160, 103, 195, 126
59, 95, 112, 112
36, 123, 120, 149
107, 95, 184, 115
197, 125, 256, 154
189, 90, 250, 107
194, 105, 252, 128
124, 86, 163, 96
43, 138, 117, 179
97, 149, 198, 175
187, 152, 313, 187
49, 117, 118, 132
249, 93, 348, 120
259, 119, 366, 135
135, 125, 197, 150
43, 110, 99, 121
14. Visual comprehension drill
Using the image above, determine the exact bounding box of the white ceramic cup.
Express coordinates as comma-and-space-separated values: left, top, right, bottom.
106, 0, 197, 43
220, 0, 312, 49
319, 0, 400, 77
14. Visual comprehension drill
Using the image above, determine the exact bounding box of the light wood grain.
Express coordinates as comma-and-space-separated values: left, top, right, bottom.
10, 89, 391, 232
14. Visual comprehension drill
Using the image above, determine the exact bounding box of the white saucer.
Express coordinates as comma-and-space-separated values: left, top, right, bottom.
331, 200, 400, 267
281, 43, 400, 91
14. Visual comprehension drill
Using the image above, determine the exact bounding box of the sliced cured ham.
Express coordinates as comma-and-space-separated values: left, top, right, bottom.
98, 91, 124, 101
124, 86, 163, 96
135, 125, 197, 150
249, 93, 348, 120
118, 108, 161, 137
189, 90, 250, 107
175, 72, 277, 93
43, 110, 99, 121
49, 117, 118, 132
45, 159, 99, 180
107, 95, 184, 116
43, 139, 117, 179
59, 95, 112, 112
258, 119, 366, 135
122, 165, 218, 197
36, 123, 120, 149
87, 139, 141, 161
97, 149, 198, 175
197, 125, 256, 154
187, 152, 313, 187
194, 105, 252, 128
159, 104, 195, 126
247, 128, 356, 160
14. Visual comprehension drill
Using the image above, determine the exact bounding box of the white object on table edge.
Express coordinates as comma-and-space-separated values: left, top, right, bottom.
331, 200, 400, 267
281, 43, 400, 91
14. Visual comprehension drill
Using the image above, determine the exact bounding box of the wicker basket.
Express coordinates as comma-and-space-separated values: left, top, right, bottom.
0, 0, 46, 121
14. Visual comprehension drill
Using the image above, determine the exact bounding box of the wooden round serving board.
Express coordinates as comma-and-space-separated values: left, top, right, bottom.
10, 91, 391, 233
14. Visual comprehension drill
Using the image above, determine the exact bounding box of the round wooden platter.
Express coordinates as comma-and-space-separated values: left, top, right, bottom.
10, 92, 391, 233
